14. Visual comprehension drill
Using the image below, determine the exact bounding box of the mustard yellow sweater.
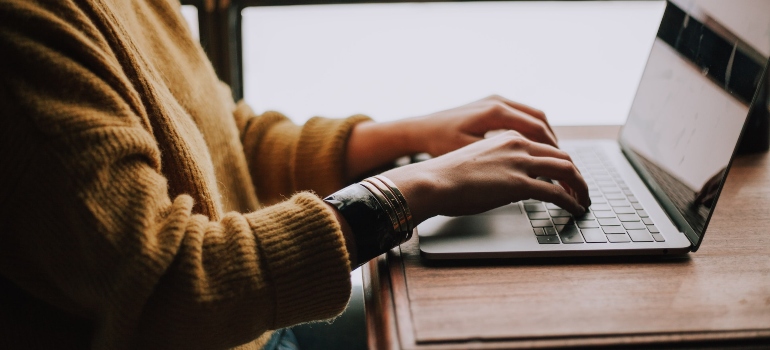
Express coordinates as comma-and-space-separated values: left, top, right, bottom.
0, 0, 370, 348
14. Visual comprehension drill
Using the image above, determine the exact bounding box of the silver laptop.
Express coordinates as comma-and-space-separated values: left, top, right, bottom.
419, 0, 770, 259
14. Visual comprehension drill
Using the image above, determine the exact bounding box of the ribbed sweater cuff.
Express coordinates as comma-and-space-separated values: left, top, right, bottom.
295, 115, 372, 197
245, 192, 352, 328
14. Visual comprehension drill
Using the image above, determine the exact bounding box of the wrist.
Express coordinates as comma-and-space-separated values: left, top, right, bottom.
345, 119, 426, 181
368, 118, 426, 154
324, 181, 411, 268
395, 116, 430, 155
381, 164, 440, 225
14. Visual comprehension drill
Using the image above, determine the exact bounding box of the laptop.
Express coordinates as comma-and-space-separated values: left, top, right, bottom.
418, 0, 770, 259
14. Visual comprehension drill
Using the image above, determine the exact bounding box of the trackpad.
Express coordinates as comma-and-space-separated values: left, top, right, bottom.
418, 203, 528, 254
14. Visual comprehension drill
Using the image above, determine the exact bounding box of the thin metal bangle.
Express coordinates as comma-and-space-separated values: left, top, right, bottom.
359, 181, 401, 233
374, 175, 414, 233
363, 178, 408, 234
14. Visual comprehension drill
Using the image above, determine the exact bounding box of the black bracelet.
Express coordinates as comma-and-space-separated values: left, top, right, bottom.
324, 183, 403, 269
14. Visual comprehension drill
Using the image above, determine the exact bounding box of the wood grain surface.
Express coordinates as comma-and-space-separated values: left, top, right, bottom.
364, 125, 770, 349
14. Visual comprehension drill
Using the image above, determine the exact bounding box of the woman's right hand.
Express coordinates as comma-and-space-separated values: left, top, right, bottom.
381, 131, 591, 225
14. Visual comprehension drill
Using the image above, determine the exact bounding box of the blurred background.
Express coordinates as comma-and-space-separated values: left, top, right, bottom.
180, 0, 665, 126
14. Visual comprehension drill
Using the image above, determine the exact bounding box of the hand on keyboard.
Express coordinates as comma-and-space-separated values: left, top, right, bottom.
382, 130, 590, 225
526, 148, 664, 244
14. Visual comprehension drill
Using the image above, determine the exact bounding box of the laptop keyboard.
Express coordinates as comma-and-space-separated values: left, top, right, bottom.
527, 148, 666, 244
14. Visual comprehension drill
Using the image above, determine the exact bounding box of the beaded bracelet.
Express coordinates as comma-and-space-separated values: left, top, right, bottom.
323, 176, 414, 268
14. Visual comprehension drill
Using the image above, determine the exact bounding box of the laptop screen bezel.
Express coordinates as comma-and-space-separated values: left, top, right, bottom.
617, 1, 770, 252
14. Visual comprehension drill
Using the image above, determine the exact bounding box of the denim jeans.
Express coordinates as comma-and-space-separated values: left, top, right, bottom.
262, 328, 300, 350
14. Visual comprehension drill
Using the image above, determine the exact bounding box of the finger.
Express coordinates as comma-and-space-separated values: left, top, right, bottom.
525, 157, 590, 208
490, 95, 556, 140
522, 177, 585, 215
495, 104, 558, 148
520, 143, 587, 203
520, 139, 574, 164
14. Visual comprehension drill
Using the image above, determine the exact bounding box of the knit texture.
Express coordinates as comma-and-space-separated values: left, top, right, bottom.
0, 0, 369, 348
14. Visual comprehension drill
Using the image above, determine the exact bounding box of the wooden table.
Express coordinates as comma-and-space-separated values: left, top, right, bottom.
363, 125, 770, 349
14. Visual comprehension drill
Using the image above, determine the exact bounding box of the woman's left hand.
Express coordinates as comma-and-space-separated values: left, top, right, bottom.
345, 95, 558, 181
408, 95, 557, 157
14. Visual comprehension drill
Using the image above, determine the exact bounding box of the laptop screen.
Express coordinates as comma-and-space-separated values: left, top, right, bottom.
619, 0, 769, 249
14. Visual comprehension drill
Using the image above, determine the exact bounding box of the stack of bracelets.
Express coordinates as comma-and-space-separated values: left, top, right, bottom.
323, 175, 414, 268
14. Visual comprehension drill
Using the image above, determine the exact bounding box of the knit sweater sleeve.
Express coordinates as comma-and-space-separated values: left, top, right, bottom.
233, 101, 372, 205
0, 2, 351, 349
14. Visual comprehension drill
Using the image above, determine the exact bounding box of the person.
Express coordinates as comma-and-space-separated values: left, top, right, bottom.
0, 0, 590, 349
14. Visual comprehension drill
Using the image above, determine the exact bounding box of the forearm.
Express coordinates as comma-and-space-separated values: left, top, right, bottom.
345, 119, 425, 181
239, 109, 372, 201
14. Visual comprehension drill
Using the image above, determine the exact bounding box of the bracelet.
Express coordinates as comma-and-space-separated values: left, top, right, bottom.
323, 176, 414, 267
358, 181, 402, 233
373, 175, 414, 241
361, 178, 406, 232
363, 175, 414, 244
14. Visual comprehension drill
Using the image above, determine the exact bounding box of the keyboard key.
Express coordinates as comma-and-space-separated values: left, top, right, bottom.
609, 200, 630, 207
597, 180, 614, 186
593, 211, 617, 218
601, 186, 621, 193
528, 212, 550, 220
624, 190, 635, 196
530, 219, 553, 227
575, 212, 596, 220
647, 225, 660, 233
651, 233, 666, 242
637, 210, 649, 217
589, 190, 603, 197
544, 227, 558, 236
552, 217, 573, 225
602, 226, 626, 234
555, 224, 566, 232
642, 218, 654, 225
613, 207, 636, 214
617, 214, 641, 222
525, 203, 545, 212
598, 218, 621, 226
581, 228, 607, 243
533, 228, 546, 236
622, 222, 646, 230
589, 196, 607, 204
549, 209, 571, 217
545, 203, 562, 210
606, 193, 626, 200
632, 203, 644, 210
577, 220, 599, 228
537, 236, 560, 244
627, 229, 653, 242
591, 204, 612, 211
606, 233, 631, 243
628, 195, 638, 202
559, 225, 584, 243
